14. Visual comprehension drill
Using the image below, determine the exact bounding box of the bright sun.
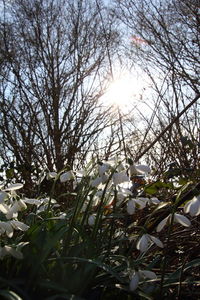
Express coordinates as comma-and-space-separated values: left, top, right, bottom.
102, 72, 145, 109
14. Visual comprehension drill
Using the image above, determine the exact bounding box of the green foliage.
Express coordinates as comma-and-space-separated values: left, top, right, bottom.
0, 159, 199, 299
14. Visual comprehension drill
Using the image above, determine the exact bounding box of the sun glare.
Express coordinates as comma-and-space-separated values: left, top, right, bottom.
103, 73, 145, 109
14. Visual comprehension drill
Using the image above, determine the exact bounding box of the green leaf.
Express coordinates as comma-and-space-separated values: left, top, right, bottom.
39, 280, 84, 300
0, 290, 22, 300
164, 258, 200, 285
45, 295, 83, 300
51, 256, 124, 283
6, 169, 14, 179
138, 290, 154, 300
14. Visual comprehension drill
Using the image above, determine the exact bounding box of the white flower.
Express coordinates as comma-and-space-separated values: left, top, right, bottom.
98, 163, 109, 176
127, 199, 136, 215
6, 202, 20, 219
0, 245, 23, 259
130, 269, 157, 291
47, 172, 57, 179
23, 198, 43, 206
10, 220, 29, 231
0, 221, 13, 237
184, 196, 200, 217
136, 233, 164, 252
0, 203, 10, 214
4, 183, 24, 191
127, 198, 146, 215
101, 174, 109, 184
90, 176, 102, 187
0, 191, 8, 203
148, 197, 160, 205
60, 171, 75, 183
17, 199, 27, 210
130, 164, 151, 176
112, 171, 129, 185
88, 214, 96, 226
130, 272, 139, 291
139, 270, 157, 280
6, 200, 27, 219
156, 213, 191, 232
116, 188, 132, 207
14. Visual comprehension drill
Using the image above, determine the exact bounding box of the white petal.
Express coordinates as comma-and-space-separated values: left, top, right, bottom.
127, 200, 135, 215
60, 171, 74, 183
101, 174, 108, 184
184, 197, 200, 217
90, 176, 102, 187
98, 164, 109, 177
156, 216, 169, 232
0, 203, 10, 214
136, 234, 149, 252
112, 172, 129, 185
23, 198, 42, 205
2, 246, 23, 259
149, 235, 164, 248
47, 172, 57, 179
149, 197, 160, 205
135, 198, 147, 209
130, 272, 139, 291
174, 214, 191, 227
135, 164, 151, 174
6, 202, 20, 219
4, 183, 23, 191
0, 191, 8, 203
18, 199, 27, 210
88, 214, 96, 226
0, 222, 13, 238
10, 220, 29, 231
139, 270, 157, 280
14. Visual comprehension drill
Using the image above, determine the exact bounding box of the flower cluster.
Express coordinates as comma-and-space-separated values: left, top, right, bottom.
0, 183, 30, 259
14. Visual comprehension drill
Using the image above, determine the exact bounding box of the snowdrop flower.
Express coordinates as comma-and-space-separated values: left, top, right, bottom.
184, 196, 200, 217
136, 233, 164, 252
10, 220, 29, 232
130, 164, 151, 176
0, 220, 29, 238
6, 200, 27, 219
148, 197, 160, 205
116, 188, 132, 207
135, 164, 151, 174
0, 203, 10, 214
0, 221, 13, 237
90, 176, 102, 187
88, 214, 96, 226
17, 199, 27, 210
3, 183, 24, 191
60, 170, 75, 183
127, 199, 136, 215
156, 213, 191, 232
0, 191, 8, 203
98, 163, 110, 177
0, 245, 23, 259
6, 202, 20, 219
47, 172, 57, 179
23, 198, 43, 206
112, 171, 129, 185
130, 270, 157, 291
130, 272, 140, 291
139, 270, 157, 280
127, 198, 146, 215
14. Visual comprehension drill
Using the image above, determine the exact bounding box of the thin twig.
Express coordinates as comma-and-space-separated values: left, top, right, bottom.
133, 93, 200, 162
